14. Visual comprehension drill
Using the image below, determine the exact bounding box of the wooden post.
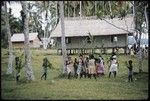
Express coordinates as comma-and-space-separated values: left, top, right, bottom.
73, 49, 74, 54
124, 46, 127, 55
75, 49, 76, 54
61, 49, 62, 55
69, 49, 71, 55
104, 48, 106, 54
57, 49, 59, 55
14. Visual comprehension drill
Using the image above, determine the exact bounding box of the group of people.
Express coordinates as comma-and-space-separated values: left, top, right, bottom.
66, 53, 118, 80
66, 53, 134, 82
129, 44, 148, 58
15, 53, 134, 83
66, 54, 104, 80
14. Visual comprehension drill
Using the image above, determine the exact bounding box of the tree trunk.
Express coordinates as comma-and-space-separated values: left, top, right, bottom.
21, 1, 35, 80
137, 29, 143, 73
80, 1, 82, 18
73, 2, 76, 17
4, 2, 13, 74
59, 1, 67, 74
103, 1, 105, 16
144, 5, 148, 31
109, 1, 112, 16
56, 1, 58, 20
133, 1, 135, 27
132, 1, 137, 41
95, 1, 97, 15
67, 1, 69, 17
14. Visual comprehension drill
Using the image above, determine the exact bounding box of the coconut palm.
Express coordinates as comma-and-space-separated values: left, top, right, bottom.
3, 1, 13, 74
21, 1, 35, 80
59, 1, 67, 74
82, 1, 95, 16
31, 1, 58, 49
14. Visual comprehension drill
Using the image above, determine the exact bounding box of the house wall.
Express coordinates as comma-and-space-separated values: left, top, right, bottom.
31, 37, 41, 48
54, 34, 127, 49
12, 37, 41, 48
12, 42, 25, 49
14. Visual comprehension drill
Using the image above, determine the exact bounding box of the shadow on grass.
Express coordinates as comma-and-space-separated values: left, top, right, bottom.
43, 53, 58, 56
53, 73, 68, 80
3, 88, 15, 93
16, 77, 39, 85
1, 74, 15, 81
18, 78, 29, 84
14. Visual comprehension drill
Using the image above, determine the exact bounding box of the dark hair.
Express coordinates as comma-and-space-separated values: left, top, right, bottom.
74, 58, 77, 62
79, 54, 83, 57
86, 57, 89, 60
43, 57, 48, 62
129, 60, 132, 65
89, 54, 94, 59
15, 57, 19, 61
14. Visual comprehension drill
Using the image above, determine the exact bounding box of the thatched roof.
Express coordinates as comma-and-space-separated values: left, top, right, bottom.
51, 15, 134, 37
11, 33, 38, 42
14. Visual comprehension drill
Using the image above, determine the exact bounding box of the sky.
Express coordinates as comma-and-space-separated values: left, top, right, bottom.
7, 2, 22, 19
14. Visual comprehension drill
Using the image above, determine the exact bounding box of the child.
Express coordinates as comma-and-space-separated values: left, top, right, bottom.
88, 54, 97, 80
98, 56, 105, 75
109, 55, 118, 78
77, 54, 83, 78
80, 55, 87, 79
15, 57, 23, 82
95, 58, 99, 76
85, 57, 89, 78
41, 57, 52, 80
73, 58, 78, 78
66, 56, 73, 79
125, 60, 133, 82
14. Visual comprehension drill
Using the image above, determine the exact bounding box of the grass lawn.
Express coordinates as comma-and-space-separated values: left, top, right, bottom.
1, 49, 149, 100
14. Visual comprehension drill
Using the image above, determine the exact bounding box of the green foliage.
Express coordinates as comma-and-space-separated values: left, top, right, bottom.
134, 1, 147, 31
1, 5, 23, 48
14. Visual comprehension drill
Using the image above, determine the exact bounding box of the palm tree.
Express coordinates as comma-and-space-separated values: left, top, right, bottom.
83, 1, 95, 16
3, 1, 13, 74
21, 1, 35, 80
80, 1, 82, 18
31, 1, 58, 49
94, 1, 97, 15
109, 1, 113, 17
144, 4, 148, 31
59, 1, 67, 74
72, 1, 78, 17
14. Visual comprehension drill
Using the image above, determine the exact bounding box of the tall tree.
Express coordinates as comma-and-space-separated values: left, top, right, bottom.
3, 1, 13, 74
59, 1, 67, 74
31, 1, 58, 49
134, 1, 148, 73
94, 1, 97, 15
144, 4, 148, 31
21, 1, 34, 80
72, 1, 77, 17
80, 1, 82, 18
108, 1, 112, 17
